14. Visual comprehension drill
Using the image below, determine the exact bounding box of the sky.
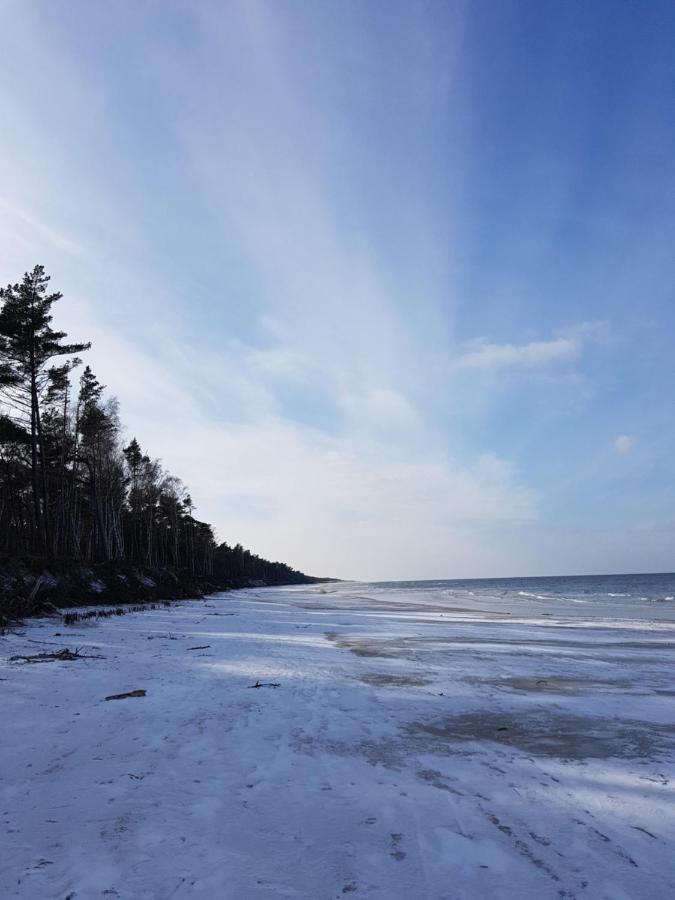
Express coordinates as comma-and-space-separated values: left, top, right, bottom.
1, 0, 674, 580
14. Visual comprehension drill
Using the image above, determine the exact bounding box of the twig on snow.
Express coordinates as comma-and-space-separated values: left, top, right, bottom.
10, 647, 104, 663
104, 689, 146, 701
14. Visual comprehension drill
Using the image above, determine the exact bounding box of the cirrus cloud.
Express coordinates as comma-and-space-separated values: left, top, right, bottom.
455, 336, 580, 371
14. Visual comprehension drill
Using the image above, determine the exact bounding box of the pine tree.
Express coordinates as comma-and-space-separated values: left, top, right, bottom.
76, 366, 123, 560
123, 438, 144, 558
0, 266, 90, 551
42, 358, 82, 554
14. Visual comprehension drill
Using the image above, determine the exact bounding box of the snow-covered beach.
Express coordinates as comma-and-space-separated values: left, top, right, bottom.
2, 581, 675, 899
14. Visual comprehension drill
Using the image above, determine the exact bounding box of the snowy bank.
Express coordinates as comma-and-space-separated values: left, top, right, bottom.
0, 558, 217, 625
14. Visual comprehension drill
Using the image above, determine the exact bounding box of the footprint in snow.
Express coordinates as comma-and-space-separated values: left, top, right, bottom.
389, 833, 406, 861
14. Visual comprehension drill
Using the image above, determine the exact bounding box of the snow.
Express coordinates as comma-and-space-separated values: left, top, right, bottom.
2, 582, 675, 899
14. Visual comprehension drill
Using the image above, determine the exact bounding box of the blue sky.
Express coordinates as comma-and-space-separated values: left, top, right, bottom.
1, 0, 674, 579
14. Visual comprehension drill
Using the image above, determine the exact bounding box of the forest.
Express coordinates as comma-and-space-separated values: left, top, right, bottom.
0, 265, 316, 602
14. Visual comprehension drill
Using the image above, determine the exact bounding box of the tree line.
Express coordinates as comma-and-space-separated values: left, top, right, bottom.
0, 266, 314, 587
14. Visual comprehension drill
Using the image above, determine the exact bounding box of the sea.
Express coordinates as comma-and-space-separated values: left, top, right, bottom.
367, 572, 675, 622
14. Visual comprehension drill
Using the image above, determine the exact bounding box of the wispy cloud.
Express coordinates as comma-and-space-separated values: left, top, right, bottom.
455, 336, 580, 371
338, 387, 419, 431
0, 199, 84, 257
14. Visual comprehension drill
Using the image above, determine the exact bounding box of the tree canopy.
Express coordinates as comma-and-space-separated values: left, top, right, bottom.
0, 266, 315, 588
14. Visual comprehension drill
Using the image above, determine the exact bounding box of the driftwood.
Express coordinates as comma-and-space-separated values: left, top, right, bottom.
104, 689, 146, 701
248, 680, 281, 689
187, 645, 210, 651
63, 601, 172, 626
10, 647, 103, 663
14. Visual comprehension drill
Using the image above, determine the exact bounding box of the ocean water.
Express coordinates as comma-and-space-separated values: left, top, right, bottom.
366, 572, 675, 622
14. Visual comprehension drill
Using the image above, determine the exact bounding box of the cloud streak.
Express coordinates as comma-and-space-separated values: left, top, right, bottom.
455, 336, 580, 371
